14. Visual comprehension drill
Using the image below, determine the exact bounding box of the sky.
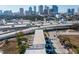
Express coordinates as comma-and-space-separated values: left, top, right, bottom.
0, 5, 79, 13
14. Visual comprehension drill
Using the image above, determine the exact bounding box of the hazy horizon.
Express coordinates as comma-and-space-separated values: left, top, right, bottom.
0, 5, 79, 13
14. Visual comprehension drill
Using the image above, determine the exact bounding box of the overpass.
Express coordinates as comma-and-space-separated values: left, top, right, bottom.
0, 23, 75, 41
0, 20, 79, 30
0, 24, 36, 30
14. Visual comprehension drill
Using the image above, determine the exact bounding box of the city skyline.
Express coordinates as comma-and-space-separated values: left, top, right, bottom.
0, 5, 79, 13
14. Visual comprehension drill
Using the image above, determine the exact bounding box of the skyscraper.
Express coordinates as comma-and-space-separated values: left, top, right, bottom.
19, 8, 24, 16
39, 5, 43, 15
72, 9, 75, 15
29, 6, 32, 15
49, 5, 58, 16
25, 10, 29, 16
67, 8, 75, 15
77, 8, 79, 15
52, 5, 58, 15
0, 10, 2, 15
44, 5, 49, 15
34, 6, 36, 15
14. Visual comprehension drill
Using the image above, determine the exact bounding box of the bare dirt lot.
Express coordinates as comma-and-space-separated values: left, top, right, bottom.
0, 34, 34, 54
58, 35, 79, 53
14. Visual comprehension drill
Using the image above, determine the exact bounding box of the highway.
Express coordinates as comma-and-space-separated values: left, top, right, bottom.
0, 27, 38, 40
0, 20, 79, 30
0, 23, 75, 41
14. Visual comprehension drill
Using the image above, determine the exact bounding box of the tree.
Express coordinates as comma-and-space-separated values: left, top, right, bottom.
16, 32, 29, 54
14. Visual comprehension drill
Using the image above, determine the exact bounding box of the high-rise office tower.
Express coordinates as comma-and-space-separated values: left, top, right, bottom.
68, 9, 71, 13
52, 5, 58, 15
44, 5, 49, 15
25, 10, 29, 16
39, 5, 43, 15
29, 6, 32, 15
34, 6, 36, 15
0, 10, 3, 16
19, 8, 24, 16
49, 5, 58, 16
77, 8, 79, 15
67, 8, 75, 15
0, 10, 2, 15
72, 9, 74, 15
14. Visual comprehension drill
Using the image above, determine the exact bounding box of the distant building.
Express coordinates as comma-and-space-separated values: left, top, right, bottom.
3, 10, 13, 16
67, 8, 75, 16
0, 10, 2, 15
34, 6, 36, 15
19, 8, 24, 16
25, 10, 29, 16
0, 19, 6, 25
39, 5, 43, 15
13, 12, 20, 16
44, 5, 49, 16
77, 8, 79, 14
49, 5, 58, 16
52, 5, 58, 15
77, 8, 79, 15
29, 6, 33, 15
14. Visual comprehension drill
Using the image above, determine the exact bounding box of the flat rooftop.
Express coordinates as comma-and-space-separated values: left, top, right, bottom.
25, 30, 46, 54
33, 30, 45, 45
25, 48, 46, 54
